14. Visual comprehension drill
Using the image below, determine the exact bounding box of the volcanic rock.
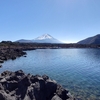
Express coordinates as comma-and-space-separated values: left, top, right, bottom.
0, 70, 75, 100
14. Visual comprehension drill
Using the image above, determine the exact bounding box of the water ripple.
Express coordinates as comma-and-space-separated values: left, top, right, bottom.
1, 48, 100, 100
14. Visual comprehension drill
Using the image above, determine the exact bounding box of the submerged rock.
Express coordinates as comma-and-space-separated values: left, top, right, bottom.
0, 70, 75, 100
0, 65, 2, 68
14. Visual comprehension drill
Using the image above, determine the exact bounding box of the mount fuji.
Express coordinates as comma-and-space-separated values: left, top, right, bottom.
16, 34, 62, 43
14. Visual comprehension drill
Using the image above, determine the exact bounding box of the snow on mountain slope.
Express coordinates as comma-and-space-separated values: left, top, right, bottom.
34, 34, 53, 40
16, 34, 62, 43
32, 34, 62, 43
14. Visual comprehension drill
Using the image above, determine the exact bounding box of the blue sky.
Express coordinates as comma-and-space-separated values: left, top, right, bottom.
0, 0, 100, 43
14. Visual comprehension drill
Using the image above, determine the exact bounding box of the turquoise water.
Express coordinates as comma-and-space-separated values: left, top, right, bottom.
1, 49, 100, 100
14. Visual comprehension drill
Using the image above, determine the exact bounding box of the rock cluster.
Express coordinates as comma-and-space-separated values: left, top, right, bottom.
0, 49, 26, 65
0, 70, 75, 100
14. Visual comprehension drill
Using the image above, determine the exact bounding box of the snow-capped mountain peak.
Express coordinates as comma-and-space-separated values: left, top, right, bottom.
35, 34, 53, 40
16, 34, 62, 43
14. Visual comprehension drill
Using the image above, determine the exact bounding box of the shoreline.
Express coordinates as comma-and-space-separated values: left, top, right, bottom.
0, 41, 100, 65
0, 48, 27, 67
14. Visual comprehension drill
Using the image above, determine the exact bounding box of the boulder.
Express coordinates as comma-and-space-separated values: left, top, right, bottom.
0, 70, 75, 100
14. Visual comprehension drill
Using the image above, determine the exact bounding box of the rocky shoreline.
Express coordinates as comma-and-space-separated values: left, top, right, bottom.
0, 41, 38, 67
0, 48, 27, 67
0, 70, 75, 100
0, 40, 99, 66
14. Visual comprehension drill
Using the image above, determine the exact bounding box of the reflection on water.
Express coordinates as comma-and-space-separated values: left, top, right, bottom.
1, 48, 100, 100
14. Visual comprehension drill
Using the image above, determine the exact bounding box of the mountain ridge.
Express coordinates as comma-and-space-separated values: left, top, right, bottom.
16, 34, 62, 43
77, 34, 100, 44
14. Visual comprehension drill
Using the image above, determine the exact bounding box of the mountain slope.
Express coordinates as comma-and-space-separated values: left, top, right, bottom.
15, 39, 32, 43
34, 34, 53, 40
16, 34, 62, 43
32, 34, 62, 43
77, 34, 100, 44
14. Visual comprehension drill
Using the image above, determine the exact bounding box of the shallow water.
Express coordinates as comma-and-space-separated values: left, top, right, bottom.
1, 48, 100, 100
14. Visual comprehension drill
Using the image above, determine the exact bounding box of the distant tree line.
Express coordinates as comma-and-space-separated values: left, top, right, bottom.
0, 41, 100, 50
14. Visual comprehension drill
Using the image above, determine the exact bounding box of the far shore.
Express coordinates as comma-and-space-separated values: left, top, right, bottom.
0, 41, 100, 67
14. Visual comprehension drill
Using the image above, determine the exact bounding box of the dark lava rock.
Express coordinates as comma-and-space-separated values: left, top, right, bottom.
0, 70, 75, 100
0, 48, 27, 65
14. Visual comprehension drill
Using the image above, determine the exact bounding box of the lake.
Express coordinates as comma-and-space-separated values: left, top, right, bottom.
1, 48, 100, 100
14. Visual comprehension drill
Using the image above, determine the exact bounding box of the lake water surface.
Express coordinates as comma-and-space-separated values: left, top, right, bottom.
1, 49, 100, 100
